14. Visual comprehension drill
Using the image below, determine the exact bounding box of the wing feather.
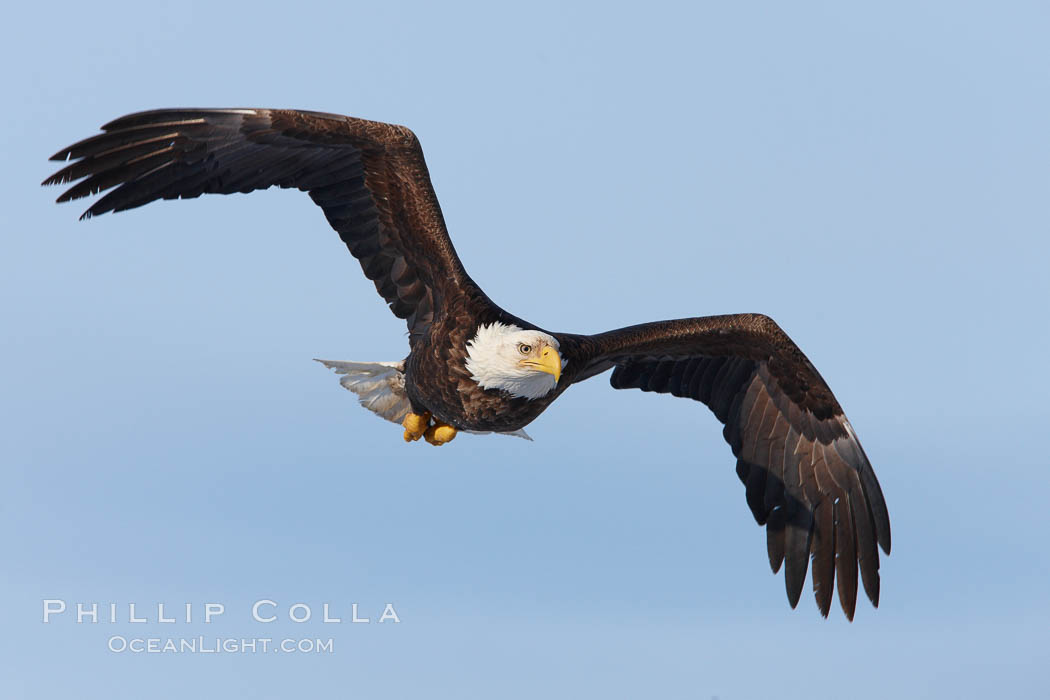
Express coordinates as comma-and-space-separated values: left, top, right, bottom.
559, 313, 890, 619
45, 108, 479, 344
810, 499, 836, 616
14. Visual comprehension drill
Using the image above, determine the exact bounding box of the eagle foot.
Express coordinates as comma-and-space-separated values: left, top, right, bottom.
402, 411, 431, 442
424, 422, 457, 446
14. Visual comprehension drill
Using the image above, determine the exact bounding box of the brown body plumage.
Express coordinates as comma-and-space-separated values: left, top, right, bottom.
45, 108, 890, 620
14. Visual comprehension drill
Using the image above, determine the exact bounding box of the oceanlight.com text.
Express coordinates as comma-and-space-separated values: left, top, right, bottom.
107, 636, 335, 654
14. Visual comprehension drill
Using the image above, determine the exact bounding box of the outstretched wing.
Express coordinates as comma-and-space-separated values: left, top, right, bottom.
558, 313, 890, 620
44, 108, 475, 344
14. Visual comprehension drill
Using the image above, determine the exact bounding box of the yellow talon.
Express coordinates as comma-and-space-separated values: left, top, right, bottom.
402, 411, 431, 442
424, 422, 457, 446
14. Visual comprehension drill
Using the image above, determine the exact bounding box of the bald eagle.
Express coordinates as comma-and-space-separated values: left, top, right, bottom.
45, 108, 890, 620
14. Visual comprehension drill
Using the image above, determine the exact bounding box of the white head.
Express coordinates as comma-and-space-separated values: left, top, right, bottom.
464, 322, 565, 400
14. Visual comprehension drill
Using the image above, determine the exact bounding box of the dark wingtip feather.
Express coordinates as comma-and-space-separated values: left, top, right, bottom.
810, 500, 835, 617
783, 515, 812, 609
785, 570, 805, 608
766, 509, 786, 574
814, 591, 831, 617
99, 108, 252, 131
834, 504, 859, 621
840, 419, 892, 555
100, 109, 200, 131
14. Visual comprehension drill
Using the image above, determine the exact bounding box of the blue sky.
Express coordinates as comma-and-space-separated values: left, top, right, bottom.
3, 1, 1049, 698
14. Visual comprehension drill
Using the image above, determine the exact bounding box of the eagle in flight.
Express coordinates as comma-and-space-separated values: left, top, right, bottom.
45, 108, 890, 620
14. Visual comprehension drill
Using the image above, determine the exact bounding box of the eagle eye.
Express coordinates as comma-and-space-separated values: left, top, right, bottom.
518, 343, 532, 355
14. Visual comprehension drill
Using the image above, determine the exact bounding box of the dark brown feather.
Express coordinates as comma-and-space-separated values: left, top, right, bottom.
559, 313, 890, 619
810, 499, 836, 616
44, 108, 478, 345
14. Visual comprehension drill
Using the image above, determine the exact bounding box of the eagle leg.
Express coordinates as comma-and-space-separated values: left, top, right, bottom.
424, 422, 457, 446
402, 411, 431, 442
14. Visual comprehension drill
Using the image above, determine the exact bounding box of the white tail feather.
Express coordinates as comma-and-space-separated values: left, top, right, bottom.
315, 359, 412, 425
314, 358, 533, 440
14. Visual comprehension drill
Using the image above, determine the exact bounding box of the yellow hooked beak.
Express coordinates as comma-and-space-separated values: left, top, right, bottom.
523, 345, 562, 383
